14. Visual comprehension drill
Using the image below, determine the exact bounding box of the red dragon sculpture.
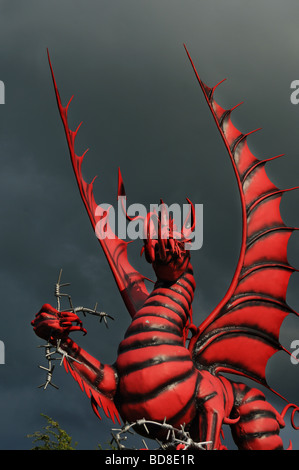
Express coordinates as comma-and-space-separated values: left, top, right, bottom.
31, 46, 299, 450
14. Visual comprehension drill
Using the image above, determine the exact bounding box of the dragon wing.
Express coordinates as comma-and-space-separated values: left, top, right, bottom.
61, 350, 121, 425
47, 50, 151, 319
184, 45, 299, 395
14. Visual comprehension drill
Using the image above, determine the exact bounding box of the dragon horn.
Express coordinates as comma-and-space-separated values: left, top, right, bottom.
182, 198, 196, 237
158, 217, 167, 260
160, 199, 169, 227
118, 167, 144, 223
143, 212, 157, 262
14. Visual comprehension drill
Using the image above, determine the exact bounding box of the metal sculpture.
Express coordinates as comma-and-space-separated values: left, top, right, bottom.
31, 46, 299, 450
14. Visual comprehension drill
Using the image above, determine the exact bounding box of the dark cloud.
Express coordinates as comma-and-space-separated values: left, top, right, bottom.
0, 0, 298, 450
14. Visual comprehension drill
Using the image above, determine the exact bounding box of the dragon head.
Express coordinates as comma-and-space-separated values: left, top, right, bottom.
141, 200, 195, 282
117, 168, 195, 282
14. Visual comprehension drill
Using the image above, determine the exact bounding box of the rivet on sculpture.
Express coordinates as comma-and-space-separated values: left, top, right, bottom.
31, 45, 299, 450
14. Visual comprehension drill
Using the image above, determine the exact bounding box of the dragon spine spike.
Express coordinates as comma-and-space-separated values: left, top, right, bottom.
231, 127, 263, 151
230, 101, 244, 112
242, 153, 285, 182
210, 78, 227, 97
248, 187, 299, 213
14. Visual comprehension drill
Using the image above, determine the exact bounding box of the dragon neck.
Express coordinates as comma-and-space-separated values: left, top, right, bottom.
133, 261, 196, 338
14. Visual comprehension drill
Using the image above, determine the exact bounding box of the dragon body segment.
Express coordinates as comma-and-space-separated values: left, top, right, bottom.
31, 47, 299, 450
115, 265, 197, 425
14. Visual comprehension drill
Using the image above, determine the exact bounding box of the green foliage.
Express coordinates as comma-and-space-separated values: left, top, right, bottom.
27, 414, 77, 450
27, 413, 118, 450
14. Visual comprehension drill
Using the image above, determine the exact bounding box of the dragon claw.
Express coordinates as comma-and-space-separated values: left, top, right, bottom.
32, 272, 111, 345
32, 304, 87, 342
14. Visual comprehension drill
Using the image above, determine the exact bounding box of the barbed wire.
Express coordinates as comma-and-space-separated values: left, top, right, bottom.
110, 418, 212, 450
37, 268, 113, 389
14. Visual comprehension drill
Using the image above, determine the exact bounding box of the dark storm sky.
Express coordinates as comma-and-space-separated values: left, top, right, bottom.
0, 0, 299, 450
